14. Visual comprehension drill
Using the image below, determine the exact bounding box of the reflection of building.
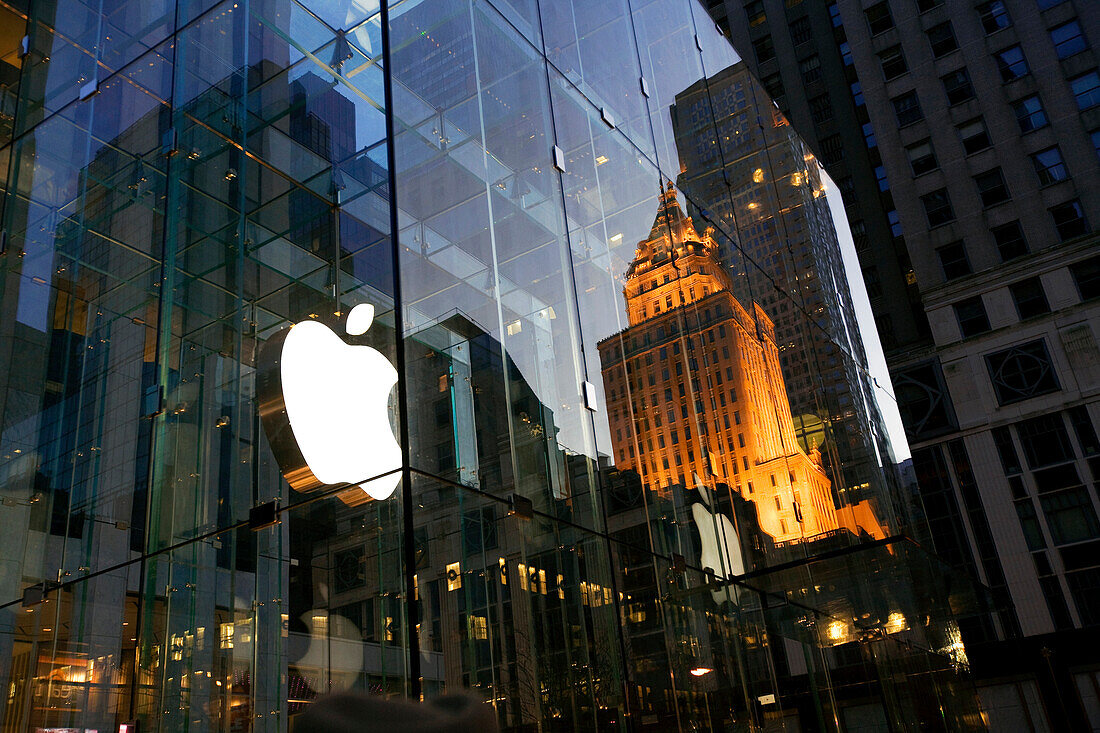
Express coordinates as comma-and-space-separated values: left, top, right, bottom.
669, 63, 903, 532
598, 183, 839, 542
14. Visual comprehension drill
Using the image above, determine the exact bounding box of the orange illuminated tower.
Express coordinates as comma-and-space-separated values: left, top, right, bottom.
598, 183, 840, 543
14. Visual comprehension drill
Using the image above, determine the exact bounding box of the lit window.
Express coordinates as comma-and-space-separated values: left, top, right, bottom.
994, 45, 1029, 82
1031, 146, 1068, 186
1012, 95, 1047, 133
1051, 20, 1087, 60
978, 1, 1010, 34
1070, 71, 1100, 111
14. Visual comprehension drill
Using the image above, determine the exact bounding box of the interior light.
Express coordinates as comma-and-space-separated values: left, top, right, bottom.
689, 667, 713, 677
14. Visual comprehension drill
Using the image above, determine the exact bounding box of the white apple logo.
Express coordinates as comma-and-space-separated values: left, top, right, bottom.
690, 473, 744, 605
261, 303, 401, 502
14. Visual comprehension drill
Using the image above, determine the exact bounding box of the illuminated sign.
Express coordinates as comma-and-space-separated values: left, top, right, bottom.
258, 304, 401, 503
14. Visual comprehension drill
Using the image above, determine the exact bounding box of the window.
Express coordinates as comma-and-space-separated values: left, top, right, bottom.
975, 168, 1010, 207
892, 90, 923, 126
978, 1, 1010, 34
809, 94, 833, 124
1041, 489, 1099, 545
1051, 20, 1087, 60
927, 22, 958, 58
942, 68, 974, 105
954, 296, 990, 337
1037, 0, 1065, 8
874, 164, 889, 190
828, 2, 843, 27
864, 123, 878, 149
917, 0, 942, 11
986, 340, 1060, 405
958, 118, 991, 154
995, 46, 1029, 82
800, 54, 822, 85
789, 16, 812, 45
1012, 95, 1048, 133
921, 188, 954, 227
762, 72, 784, 99
753, 35, 775, 63
1050, 200, 1088, 240
839, 41, 853, 66
887, 208, 903, 237
865, 2, 894, 35
992, 220, 1028, 261
819, 134, 844, 165
937, 241, 971, 280
863, 266, 882, 298
1009, 277, 1051, 319
1032, 147, 1068, 186
850, 80, 864, 106
880, 45, 908, 80
1070, 71, 1100, 110
745, 0, 766, 26
1069, 255, 1100, 300
1092, 130, 1100, 160
850, 219, 868, 249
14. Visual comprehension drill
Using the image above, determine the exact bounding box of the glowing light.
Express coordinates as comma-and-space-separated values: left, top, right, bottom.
885, 612, 907, 634
689, 667, 713, 677
595, 155, 609, 165
752, 168, 764, 183
609, 233, 623, 243
827, 620, 846, 641
281, 303, 401, 501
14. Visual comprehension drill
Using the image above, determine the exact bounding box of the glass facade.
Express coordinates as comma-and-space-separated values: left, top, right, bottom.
0, 0, 985, 730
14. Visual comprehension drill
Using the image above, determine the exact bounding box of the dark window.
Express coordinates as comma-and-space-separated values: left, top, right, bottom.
1009, 277, 1051, 319
975, 168, 1010, 207
1037, 0, 1065, 8
978, 1, 1011, 34
1018, 414, 1075, 469
829, 2, 843, 27
1068, 569, 1100, 627
907, 140, 937, 175
942, 68, 975, 105
866, 2, 894, 35
922, 188, 954, 227
1070, 256, 1100, 300
863, 266, 882, 298
927, 22, 958, 57
809, 94, 833, 124
892, 90, 923, 126
745, 0, 766, 26
880, 45, 908, 80
1041, 489, 1099, 545
987, 341, 1061, 406
992, 427, 1022, 475
1050, 200, 1089, 240
954, 296, 990, 337
819, 134, 844, 165
789, 16, 812, 45
753, 35, 775, 63
762, 72, 784, 99
917, 0, 942, 11
1012, 95, 1048, 133
1068, 406, 1100, 457
1032, 146, 1068, 186
958, 118, 991, 154
992, 221, 1028, 261
1092, 130, 1100, 159
1051, 20, 1087, 60
1070, 71, 1100, 110
887, 208, 902, 237
995, 46, 1029, 82
850, 80, 864, 106
937, 241, 971, 280
1016, 502, 1046, 550
800, 54, 822, 84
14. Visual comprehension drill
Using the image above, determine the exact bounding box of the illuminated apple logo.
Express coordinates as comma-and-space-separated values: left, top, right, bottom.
690, 473, 744, 605
258, 303, 401, 503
